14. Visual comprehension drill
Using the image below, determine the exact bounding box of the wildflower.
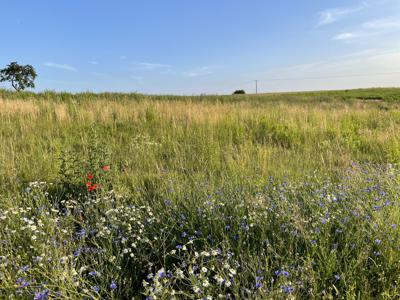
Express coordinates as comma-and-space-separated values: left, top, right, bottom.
102, 165, 110, 171
275, 270, 289, 277
176, 244, 183, 250
88, 183, 98, 192
16, 277, 29, 288
281, 285, 294, 294
87, 173, 94, 180
334, 274, 341, 280
375, 239, 382, 245
110, 281, 117, 290
34, 289, 50, 300
91, 286, 100, 292
89, 270, 98, 277
203, 279, 210, 287
255, 276, 263, 289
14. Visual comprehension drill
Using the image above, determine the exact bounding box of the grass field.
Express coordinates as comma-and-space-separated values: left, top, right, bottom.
1, 88, 400, 299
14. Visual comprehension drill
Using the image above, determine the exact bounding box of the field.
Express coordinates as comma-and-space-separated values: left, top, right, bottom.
1, 88, 400, 299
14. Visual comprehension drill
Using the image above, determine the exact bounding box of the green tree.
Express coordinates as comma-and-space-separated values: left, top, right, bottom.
0, 62, 37, 91
233, 89, 245, 95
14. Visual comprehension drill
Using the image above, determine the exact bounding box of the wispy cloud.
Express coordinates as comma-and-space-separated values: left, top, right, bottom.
316, 3, 367, 27
133, 62, 171, 70
333, 16, 400, 41
182, 66, 213, 78
89, 61, 99, 65
44, 62, 77, 72
363, 17, 400, 30
333, 32, 361, 40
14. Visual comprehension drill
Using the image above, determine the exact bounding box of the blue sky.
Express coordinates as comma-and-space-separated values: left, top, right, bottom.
1, 0, 400, 94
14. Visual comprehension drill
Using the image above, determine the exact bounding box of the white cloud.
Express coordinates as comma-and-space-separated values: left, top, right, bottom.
133, 62, 171, 70
182, 67, 213, 77
333, 32, 358, 40
333, 16, 400, 41
316, 3, 367, 27
44, 62, 77, 72
89, 61, 99, 65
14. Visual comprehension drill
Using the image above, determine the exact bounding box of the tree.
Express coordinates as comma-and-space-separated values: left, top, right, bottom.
0, 62, 37, 91
233, 90, 245, 95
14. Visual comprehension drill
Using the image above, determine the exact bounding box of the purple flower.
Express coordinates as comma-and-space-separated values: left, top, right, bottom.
34, 289, 49, 300
75, 229, 86, 238
16, 277, 29, 288
176, 244, 183, 250
281, 285, 294, 294
375, 239, 382, 245
334, 274, 341, 280
88, 271, 98, 276
255, 276, 263, 289
275, 270, 289, 277
91, 286, 100, 292
110, 280, 117, 290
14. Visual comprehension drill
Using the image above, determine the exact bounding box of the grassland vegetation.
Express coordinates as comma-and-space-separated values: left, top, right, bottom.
0, 88, 400, 298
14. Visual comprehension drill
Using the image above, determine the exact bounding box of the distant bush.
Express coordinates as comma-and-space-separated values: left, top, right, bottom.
233, 90, 246, 95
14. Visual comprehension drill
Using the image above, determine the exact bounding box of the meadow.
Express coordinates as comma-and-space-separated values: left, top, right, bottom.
1, 88, 400, 299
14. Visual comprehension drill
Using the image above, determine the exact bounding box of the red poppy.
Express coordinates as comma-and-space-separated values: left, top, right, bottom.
102, 165, 110, 171
87, 173, 94, 180
86, 181, 92, 187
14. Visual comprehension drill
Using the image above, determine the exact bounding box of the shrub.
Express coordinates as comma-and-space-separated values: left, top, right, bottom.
233, 90, 246, 95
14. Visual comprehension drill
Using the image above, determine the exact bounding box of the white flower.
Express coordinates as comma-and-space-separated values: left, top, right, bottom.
201, 267, 208, 273
193, 286, 201, 293
203, 279, 210, 287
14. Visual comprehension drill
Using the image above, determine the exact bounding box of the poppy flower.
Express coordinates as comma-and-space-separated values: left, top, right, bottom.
102, 165, 110, 171
88, 183, 98, 192
87, 173, 94, 180
86, 181, 92, 187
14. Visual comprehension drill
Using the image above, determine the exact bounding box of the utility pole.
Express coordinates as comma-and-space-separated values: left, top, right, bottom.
255, 80, 258, 94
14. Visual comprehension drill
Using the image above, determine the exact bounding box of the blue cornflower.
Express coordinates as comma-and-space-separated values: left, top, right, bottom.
375, 239, 382, 245
34, 289, 49, 300
16, 277, 29, 288
110, 281, 117, 290
334, 274, 341, 280
164, 199, 172, 205
281, 285, 294, 294
19, 265, 30, 272
176, 244, 183, 250
255, 276, 263, 289
88, 271, 98, 276
275, 270, 289, 277
91, 286, 100, 292
75, 229, 86, 239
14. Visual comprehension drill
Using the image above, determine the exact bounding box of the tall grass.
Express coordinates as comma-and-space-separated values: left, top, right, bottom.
0, 88, 400, 298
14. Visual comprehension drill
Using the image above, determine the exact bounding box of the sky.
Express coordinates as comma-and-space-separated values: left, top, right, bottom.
1, 0, 400, 94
